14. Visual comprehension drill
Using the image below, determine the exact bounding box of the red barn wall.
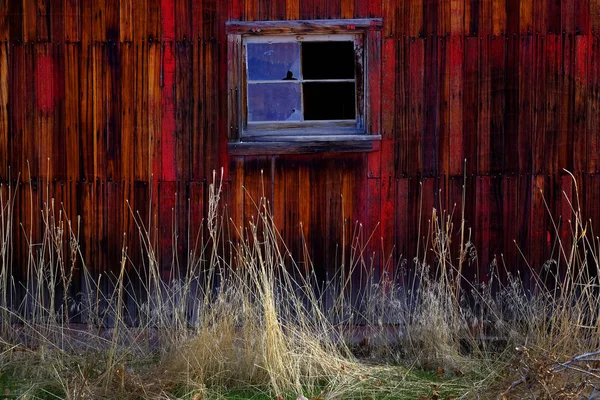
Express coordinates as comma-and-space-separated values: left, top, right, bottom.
0, 0, 599, 285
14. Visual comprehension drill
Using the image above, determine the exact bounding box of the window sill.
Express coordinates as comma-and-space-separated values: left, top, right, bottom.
228, 134, 381, 155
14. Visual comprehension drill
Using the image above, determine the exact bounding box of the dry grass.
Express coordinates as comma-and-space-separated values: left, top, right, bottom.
0, 168, 598, 399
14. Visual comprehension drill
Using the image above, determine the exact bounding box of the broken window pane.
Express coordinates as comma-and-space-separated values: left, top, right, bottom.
302, 41, 355, 80
247, 43, 301, 81
303, 82, 355, 120
247, 83, 302, 122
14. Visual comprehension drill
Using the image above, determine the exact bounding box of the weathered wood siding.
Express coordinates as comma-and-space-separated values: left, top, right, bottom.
0, 0, 599, 284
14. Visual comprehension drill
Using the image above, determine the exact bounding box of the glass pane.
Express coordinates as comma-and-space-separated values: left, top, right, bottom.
302, 41, 355, 80
247, 43, 301, 81
247, 83, 302, 122
303, 82, 355, 120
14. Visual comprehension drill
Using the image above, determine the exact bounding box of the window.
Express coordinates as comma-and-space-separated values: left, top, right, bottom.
226, 19, 382, 155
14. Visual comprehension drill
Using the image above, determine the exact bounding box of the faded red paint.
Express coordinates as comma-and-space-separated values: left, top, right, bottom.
159, 0, 177, 182
35, 55, 55, 112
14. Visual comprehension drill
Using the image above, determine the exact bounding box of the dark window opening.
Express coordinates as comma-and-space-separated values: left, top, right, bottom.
304, 82, 356, 120
302, 41, 355, 80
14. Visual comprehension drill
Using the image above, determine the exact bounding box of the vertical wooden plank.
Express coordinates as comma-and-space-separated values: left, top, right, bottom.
588, 36, 600, 173
92, 0, 106, 43
532, 35, 547, 174
340, 0, 353, 19
353, 0, 367, 18
422, 35, 438, 176
381, 38, 396, 176
562, 0, 575, 34
64, 0, 80, 42
175, 0, 191, 40
285, 0, 300, 19
408, 38, 424, 176
558, 34, 574, 171
573, 35, 587, 173
64, 43, 80, 181
424, 0, 438, 36
300, 0, 314, 19
475, 176, 491, 281
408, 0, 423, 37
438, 37, 450, 175
548, 0, 561, 34
245, 0, 259, 21
555, 174, 573, 265
592, 0, 600, 34
395, 178, 409, 276
176, 42, 192, 182
105, 0, 119, 42
313, 0, 327, 19
258, 0, 270, 20
78, 43, 91, 180
520, 0, 533, 33
36, 44, 56, 180
24, 44, 38, 179
368, 30, 382, 178
489, 36, 505, 173
518, 35, 532, 173
159, 0, 176, 182
271, 0, 286, 20
488, 175, 503, 279
92, 44, 107, 181
0, 43, 7, 180
106, 181, 124, 276
463, 37, 478, 176
203, 40, 220, 175
133, 42, 148, 181
382, 0, 395, 37
532, 0, 546, 35
366, 177, 381, 276
449, 35, 464, 176
465, 0, 479, 36
147, 0, 161, 41
121, 43, 134, 182
106, 42, 121, 182
23, 0, 36, 42
8, 45, 22, 178
158, 181, 176, 279
505, 0, 519, 35
147, 42, 161, 184
132, 0, 146, 42
504, 34, 519, 173
395, 37, 409, 177
501, 175, 518, 275
530, 175, 548, 276
368, 0, 381, 17
95, 181, 107, 276
53, 43, 66, 181
191, 39, 204, 181
188, 180, 204, 251
120, 0, 133, 42
492, 0, 506, 35
49, 0, 65, 43
8, 0, 23, 42
0, 0, 9, 42
516, 175, 532, 283
478, 35, 491, 175
546, 35, 560, 174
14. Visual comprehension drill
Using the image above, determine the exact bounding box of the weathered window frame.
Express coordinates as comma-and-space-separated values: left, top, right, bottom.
226, 18, 382, 155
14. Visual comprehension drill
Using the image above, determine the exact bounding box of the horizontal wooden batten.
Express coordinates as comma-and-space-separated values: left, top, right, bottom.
226, 18, 383, 35
228, 134, 381, 155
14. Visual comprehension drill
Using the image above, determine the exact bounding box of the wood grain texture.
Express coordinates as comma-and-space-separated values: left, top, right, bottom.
0, 0, 599, 288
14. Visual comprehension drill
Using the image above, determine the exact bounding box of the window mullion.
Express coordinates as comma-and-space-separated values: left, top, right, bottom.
299, 41, 305, 122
